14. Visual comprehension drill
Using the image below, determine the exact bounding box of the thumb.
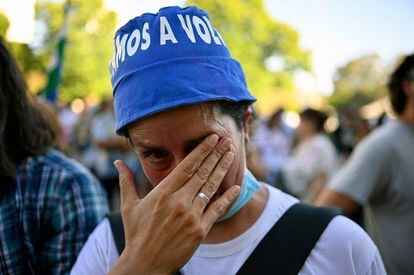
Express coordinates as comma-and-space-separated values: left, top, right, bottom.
114, 160, 140, 209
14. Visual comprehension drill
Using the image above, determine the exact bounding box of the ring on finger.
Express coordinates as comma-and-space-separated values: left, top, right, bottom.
197, 192, 210, 204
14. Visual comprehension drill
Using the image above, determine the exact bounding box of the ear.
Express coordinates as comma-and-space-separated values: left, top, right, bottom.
243, 107, 252, 143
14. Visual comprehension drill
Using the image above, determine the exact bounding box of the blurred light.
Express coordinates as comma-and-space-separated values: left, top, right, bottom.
294, 70, 318, 94
359, 97, 393, 119
283, 111, 300, 129
85, 19, 99, 34
265, 56, 284, 72
0, 0, 36, 43
325, 116, 339, 133
71, 98, 85, 114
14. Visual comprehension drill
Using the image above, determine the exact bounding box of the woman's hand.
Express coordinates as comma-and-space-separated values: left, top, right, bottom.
108, 134, 240, 275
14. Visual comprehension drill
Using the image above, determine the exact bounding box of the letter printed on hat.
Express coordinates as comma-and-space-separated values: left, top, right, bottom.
192, 16, 211, 44
160, 16, 178, 45
202, 16, 222, 45
115, 34, 128, 68
127, 29, 141, 56
177, 14, 196, 43
141, 22, 151, 50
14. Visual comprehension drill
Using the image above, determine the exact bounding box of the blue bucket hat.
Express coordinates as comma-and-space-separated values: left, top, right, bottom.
110, 6, 256, 135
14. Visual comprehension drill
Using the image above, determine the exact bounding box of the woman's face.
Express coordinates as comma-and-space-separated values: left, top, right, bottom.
296, 117, 316, 140
127, 103, 248, 203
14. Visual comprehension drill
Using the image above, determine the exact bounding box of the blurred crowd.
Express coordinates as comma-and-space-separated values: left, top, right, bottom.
51, 96, 386, 214
1, 27, 413, 273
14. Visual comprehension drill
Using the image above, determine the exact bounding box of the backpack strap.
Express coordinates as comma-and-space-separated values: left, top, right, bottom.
108, 212, 125, 256
236, 203, 342, 275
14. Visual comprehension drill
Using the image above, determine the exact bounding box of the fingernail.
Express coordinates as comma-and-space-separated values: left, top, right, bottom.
113, 160, 121, 171
224, 152, 234, 163
208, 134, 218, 146
219, 138, 231, 151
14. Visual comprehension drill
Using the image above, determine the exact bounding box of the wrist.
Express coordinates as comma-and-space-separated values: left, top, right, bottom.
108, 248, 168, 275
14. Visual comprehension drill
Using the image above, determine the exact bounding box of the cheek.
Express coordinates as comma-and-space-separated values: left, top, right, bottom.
140, 162, 172, 187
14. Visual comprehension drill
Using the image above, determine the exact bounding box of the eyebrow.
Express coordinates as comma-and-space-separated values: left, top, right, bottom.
132, 133, 213, 152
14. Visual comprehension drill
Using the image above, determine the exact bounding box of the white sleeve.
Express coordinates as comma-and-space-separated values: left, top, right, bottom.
70, 218, 120, 275
301, 216, 387, 275
328, 133, 390, 204
365, 249, 387, 275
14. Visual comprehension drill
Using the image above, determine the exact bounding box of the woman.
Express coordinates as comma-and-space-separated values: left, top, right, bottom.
71, 6, 385, 275
281, 108, 338, 201
0, 38, 108, 274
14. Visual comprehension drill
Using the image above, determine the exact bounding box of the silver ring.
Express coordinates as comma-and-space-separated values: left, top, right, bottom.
197, 192, 210, 204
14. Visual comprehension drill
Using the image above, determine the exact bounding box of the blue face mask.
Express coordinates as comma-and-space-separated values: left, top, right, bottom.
218, 169, 261, 221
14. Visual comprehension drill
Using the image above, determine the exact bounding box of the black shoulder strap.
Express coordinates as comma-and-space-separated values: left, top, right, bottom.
237, 203, 342, 275
108, 212, 125, 255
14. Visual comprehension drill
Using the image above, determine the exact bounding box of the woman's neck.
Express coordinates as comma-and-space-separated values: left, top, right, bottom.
400, 102, 414, 129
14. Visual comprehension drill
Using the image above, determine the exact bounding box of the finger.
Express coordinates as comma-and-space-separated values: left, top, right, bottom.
114, 160, 140, 209
201, 185, 241, 229
192, 151, 234, 211
181, 137, 231, 196
157, 134, 219, 192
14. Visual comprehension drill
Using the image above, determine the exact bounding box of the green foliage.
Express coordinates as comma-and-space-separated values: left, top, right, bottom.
329, 54, 388, 110
9, 43, 44, 74
186, 0, 311, 104
0, 12, 10, 37
36, 0, 117, 101
12, 0, 308, 105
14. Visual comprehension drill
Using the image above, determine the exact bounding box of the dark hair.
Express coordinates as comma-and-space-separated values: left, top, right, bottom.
388, 54, 414, 115
214, 100, 250, 130
266, 108, 284, 128
300, 108, 327, 133
0, 38, 55, 185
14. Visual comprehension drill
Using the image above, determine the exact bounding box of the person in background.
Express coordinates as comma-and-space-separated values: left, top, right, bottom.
355, 117, 371, 143
281, 108, 338, 201
37, 98, 70, 153
252, 108, 293, 184
89, 98, 139, 210
0, 38, 109, 274
316, 54, 414, 275
71, 7, 385, 275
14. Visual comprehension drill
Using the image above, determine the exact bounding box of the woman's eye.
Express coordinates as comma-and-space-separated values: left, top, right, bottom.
146, 150, 167, 162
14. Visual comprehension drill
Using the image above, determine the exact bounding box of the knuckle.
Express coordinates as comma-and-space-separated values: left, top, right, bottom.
196, 165, 210, 182
173, 200, 187, 216
204, 181, 217, 194
199, 143, 212, 156
212, 148, 223, 159
182, 160, 198, 176
210, 171, 224, 184
214, 201, 225, 215
184, 212, 199, 227
118, 176, 127, 187
193, 226, 206, 240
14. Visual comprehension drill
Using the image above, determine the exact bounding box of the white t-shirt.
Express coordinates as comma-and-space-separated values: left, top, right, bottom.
71, 184, 386, 275
329, 120, 414, 274
282, 134, 338, 199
